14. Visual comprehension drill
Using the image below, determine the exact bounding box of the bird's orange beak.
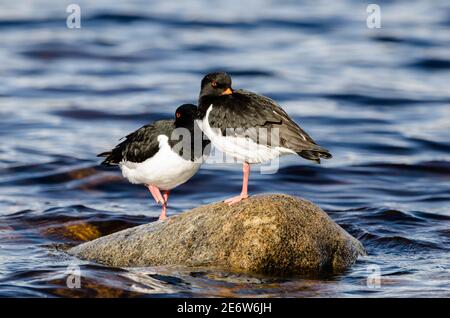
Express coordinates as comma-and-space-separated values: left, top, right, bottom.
220, 88, 233, 95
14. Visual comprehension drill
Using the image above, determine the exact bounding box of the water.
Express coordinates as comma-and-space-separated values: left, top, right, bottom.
0, 0, 449, 297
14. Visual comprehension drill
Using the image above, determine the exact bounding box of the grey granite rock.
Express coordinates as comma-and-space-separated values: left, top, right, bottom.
68, 194, 366, 274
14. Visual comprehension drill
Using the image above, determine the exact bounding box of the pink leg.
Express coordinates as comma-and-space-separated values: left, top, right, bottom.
147, 185, 159, 203
159, 190, 170, 220
147, 185, 164, 204
224, 162, 250, 205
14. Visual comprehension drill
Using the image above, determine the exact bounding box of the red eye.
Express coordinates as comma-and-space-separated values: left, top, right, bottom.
176, 112, 181, 118
211, 81, 217, 87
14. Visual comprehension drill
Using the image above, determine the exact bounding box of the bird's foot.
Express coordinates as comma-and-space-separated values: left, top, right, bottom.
224, 193, 249, 206
158, 213, 167, 221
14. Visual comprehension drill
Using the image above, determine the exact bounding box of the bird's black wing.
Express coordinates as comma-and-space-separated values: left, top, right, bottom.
97, 120, 175, 165
201, 89, 332, 163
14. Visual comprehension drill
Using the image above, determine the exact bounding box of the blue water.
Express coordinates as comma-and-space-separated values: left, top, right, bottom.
0, 0, 449, 297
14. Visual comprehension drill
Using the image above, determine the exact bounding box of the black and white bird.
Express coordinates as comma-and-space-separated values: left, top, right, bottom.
98, 104, 209, 220
196, 72, 332, 205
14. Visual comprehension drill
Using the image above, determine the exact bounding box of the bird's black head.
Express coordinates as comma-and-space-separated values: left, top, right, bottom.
199, 72, 233, 99
174, 104, 197, 128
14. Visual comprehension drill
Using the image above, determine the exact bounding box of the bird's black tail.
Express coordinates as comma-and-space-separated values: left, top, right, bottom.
97, 151, 120, 166
297, 148, 332, 164
97, 151, 111, 158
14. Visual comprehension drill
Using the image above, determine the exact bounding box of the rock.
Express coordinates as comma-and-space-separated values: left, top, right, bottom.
68, 194, 366, 274
44, 222, 102, 242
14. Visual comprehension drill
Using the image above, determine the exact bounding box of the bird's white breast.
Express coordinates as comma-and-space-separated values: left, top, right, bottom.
119, 135, 201, 190
197, 105, 295, 164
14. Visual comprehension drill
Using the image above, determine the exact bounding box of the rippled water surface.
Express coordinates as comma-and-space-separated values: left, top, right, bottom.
1, 0, 449, 297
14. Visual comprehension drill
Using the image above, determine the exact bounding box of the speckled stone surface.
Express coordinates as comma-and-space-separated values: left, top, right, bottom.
68, 194, 366, 274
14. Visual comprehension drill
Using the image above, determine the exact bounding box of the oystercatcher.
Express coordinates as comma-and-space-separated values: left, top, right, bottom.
196, 72, 332, 205
98, 104, 209, 220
